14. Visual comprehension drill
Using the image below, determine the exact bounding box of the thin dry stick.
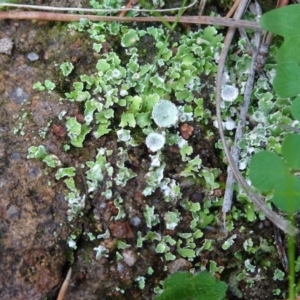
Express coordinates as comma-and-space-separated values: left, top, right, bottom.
226, 0, 240, 18
222, 30, 261, 214
0, 1, 197, 12
197, 0, 207, 30
222, 0, 261, 214
198, 0, 207, 16
255, 0, 289, 74
118, 0, 138, 17
222, 0, 249, 217
0, 11, 261, 29
216, 0, 297, 235
57, 268, 72, 300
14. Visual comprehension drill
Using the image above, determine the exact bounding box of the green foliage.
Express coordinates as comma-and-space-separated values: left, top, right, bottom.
60, 62, 74, 76
273, 62, 300, 98
154, 271, 227, 300
33, 80, 56, 92
260, 4, 300, 98
66, 117, 91, 147
121, 29, 139, 47
249, 5, 300, 214
251, 10, 300, 298
197, 211, 215, 228
27, 145, 61, 168
249, 135, 300, 213
260, 5, 300, 64
55, 167, 76, 180
291, 96, 300, 121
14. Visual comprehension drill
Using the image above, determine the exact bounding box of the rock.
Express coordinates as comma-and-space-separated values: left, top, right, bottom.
27, 52, 39, 61
122, 249, 137, 266
0, 37, 13, 55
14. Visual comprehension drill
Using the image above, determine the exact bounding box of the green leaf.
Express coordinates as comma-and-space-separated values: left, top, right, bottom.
177, 248, 195, 258
273, 62, 300, 98
94, 124, 110, 138
71, 82, 84, 92
249, 146, 300, 213
136, 112, 150, 128
198, 211, 214, 229
42, 154, 61, 168
64, 177, 78, 193
70, 124, 91, 148
272, 176, 300, 213
120, 112, 136, 127
249, 151, 289, 191
260, 4, 300, 38
128, 57, 139, 73
121, 29, 139, 47
260, 5, 300, 100
60, 62, 74, 76
154, 271, 227, 300
128, 96, 142, 113
282, 134, 300, 170
277, 38, 300, 64
33, 81, 46, 91
55, 167, 76, 180
96, 59, 110, 72
27, 145, 47, 159
291, 96, 300, 121
155, 272, 193, 300
142, 93, 160, 112
66, 117, 81, 136
44, 79, 55, 91
180, 144, 193, 161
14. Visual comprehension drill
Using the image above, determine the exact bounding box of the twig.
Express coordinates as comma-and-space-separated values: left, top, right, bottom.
216, 0, 297, 235
222, 0, 261, 214
279, 124, 300, 134
118, 0, 138, 17
0, 11, 261, 29
274, 226, 289, 273
0, 1, 197, 13
222, 0, 249, 217
226, 0, 240, 18
198, 0, 207, 16
222, 30, 261, 214
277, 0, 289, 7
57, 268, 72, 300
197, 0, 207, 29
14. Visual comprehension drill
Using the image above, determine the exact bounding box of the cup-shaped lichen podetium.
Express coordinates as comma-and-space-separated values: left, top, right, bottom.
146, 132, 166, 152
152, 100, 179, 128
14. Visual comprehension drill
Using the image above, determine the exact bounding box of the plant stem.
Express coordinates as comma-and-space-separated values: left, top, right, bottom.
288, 215, 296, 300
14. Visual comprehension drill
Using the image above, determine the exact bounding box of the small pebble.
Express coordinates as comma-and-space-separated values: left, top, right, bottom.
117, 262, 125, 273
167, 258, 192, 274
122, 249, 137, 266
27, 52, 39, 61
130, 216, 141, 227
28, 165, 41, 178
11, 152, 21, 160
0, 37, 13, 55
7, 205, 20, 219
9, 87, 29, 104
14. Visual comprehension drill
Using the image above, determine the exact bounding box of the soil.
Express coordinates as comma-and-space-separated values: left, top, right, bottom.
0, 1, 293, 300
